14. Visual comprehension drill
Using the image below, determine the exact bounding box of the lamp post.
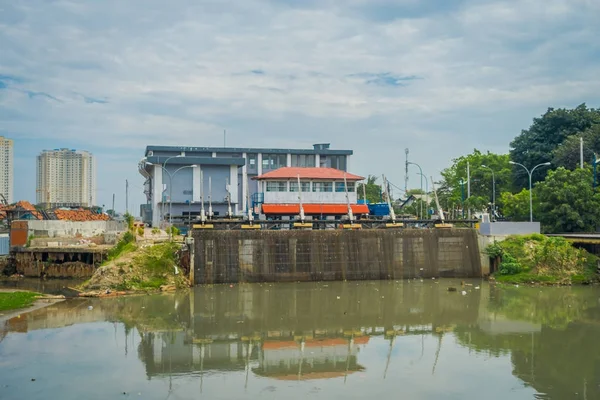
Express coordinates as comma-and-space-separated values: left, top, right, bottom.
416, 172, 429, 219
146, 160, 197, 236
407, 162, 424, 219
480, 165, 496, 219
509, 161, 551, 222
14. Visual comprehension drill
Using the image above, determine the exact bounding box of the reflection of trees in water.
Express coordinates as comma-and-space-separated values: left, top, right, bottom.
455, 285, 600, 400
487, 286, 597, 329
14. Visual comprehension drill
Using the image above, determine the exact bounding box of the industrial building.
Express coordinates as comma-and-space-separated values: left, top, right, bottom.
0, 136, 14, 204
138, 144, 352, 227
36, 148, 96, 208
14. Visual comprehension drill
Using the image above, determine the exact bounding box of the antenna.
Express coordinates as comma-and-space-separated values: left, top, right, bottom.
223, 129, 226, 147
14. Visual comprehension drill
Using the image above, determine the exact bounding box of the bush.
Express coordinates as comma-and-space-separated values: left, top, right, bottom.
151, 227, 160, 235
170, 226, 180, 236
106, 232, 136, 262
137, 227, 144, 236
498, 253, 523, 275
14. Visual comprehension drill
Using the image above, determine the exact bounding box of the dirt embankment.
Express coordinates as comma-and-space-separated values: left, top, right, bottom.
79, 240, 190, 296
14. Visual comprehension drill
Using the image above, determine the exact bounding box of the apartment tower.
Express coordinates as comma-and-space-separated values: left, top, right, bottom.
36, 148, 96, 207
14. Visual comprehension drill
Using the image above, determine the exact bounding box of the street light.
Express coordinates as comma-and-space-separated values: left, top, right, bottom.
146, 159, 197, 231
509, 161, 551, 222
480, 165, 496, 219
407, 162, 424, 219
416, 172, 429, 219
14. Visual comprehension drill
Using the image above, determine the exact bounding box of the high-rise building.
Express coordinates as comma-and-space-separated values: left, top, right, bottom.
0, 136, 14, 204
36, 148, 96, 207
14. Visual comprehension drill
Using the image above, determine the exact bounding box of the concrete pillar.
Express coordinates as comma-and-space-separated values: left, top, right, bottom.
230, 165, 239, 215
152, 165, 163, 227
315, 154, 320, 168
287, 153, 292, 167
242, 153, 248, 215
257, 153, 263, 175
192, 165, 201, 202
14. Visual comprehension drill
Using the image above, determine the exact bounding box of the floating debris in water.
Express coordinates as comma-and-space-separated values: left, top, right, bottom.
88, 306, 93, 311
461, 291, 467, 295
475, 286, 480, 290
336, 296, 341, 299
448, 287, 457, 292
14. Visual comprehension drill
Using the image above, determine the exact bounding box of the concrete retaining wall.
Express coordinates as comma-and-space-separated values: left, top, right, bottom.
192, 228, 482, 284
24, 220, 127, 239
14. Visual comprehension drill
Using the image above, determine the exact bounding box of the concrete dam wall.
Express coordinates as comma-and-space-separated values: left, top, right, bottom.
192, 228, 482, 284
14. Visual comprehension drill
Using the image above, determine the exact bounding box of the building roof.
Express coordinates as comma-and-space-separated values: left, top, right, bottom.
54, 209, 110, 221
0, 201, 42, 220
255, 167, 364, 181
145, 144, 352, 156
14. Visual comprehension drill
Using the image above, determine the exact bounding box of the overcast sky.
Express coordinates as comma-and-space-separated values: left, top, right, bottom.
2, 0, 599, 214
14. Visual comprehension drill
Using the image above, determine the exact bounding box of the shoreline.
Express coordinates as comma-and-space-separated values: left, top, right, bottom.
0, 289, 65, 322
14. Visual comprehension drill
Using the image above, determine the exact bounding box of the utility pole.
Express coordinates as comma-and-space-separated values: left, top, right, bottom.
404, 148, 409, 195
224, 129, 227, 147
125, 179, 129, 214
580, 137, 584, 169
467, 162, 471, 219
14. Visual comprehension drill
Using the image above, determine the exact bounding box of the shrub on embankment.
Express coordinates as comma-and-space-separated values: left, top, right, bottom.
83, 235, 188, 292
486, 234, 598, 284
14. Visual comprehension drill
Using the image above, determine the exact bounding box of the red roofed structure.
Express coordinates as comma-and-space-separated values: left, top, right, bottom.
252, 167, 367, 217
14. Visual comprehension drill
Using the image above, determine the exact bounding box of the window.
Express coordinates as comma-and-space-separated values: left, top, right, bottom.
329, 155, 347, 171
266, 181, 286, 192
262, 154, 287, 170
289, 181, 310, 192
313, 182, 332, 192
291, 154, 316, 167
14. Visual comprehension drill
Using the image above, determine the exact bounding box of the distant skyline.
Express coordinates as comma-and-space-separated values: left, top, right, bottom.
2, 0, 600, 215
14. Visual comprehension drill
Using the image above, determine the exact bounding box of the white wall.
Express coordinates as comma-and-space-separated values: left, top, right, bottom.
264, 191, 357, 204
27, 220, 127, 238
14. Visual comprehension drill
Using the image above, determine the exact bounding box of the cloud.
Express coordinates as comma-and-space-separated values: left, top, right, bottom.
1, 0, 599, 209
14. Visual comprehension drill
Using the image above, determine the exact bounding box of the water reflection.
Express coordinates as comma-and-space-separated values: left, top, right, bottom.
2, 281, 600, 399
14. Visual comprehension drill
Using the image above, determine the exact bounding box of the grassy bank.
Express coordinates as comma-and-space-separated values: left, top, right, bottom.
0, 291, 40, 312
81, 233, 189, 292
486, 234, 598, 285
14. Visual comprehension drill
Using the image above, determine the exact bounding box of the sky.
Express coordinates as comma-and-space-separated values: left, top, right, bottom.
1, 0, 600, 215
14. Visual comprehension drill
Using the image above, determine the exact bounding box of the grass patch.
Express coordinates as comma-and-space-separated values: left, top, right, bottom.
0, 291, 40, 312
104, 231, 136, 264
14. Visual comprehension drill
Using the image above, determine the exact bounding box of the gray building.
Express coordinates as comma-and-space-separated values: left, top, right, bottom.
139, 144, 353, 227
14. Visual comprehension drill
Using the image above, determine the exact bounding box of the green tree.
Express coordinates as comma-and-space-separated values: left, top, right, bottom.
499, 189, 534, 221
124, 212, 135, 232
439, 149, 511, 214
357, 175, 383, 203
510, 104, 600, 189
552, 124, 600, 169
536, 167, 600, 233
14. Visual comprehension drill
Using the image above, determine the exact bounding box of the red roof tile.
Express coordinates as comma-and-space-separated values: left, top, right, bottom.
255, 167, 364, 181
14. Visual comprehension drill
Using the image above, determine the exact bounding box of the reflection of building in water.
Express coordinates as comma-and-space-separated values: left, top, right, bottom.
136, 329, 369, 382
254, 337, 368, 380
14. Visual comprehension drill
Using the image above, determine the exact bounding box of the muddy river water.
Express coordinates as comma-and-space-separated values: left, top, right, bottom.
1, 280, 599, 399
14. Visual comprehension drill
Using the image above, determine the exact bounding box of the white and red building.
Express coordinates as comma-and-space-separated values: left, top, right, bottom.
254, 167, 368, 217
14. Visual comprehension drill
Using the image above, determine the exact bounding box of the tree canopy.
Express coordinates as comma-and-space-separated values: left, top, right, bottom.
439, 149, 511, 213
535, 167, 600, 233
357, 175, 383, 203
510, 104, 600, 189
